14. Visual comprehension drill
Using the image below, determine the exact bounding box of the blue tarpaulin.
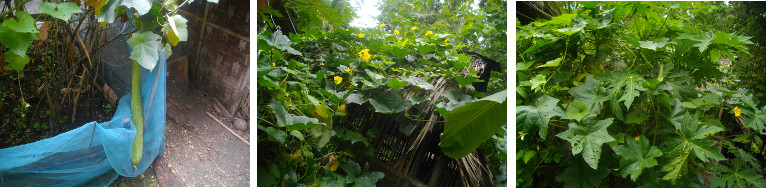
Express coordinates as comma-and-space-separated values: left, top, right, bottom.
0, 50, 167, 186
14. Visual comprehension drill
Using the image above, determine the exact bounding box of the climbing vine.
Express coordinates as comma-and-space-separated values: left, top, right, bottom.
517, 2, 766, 187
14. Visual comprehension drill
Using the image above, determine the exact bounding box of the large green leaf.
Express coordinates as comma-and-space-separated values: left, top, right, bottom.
435, 91, 475, 116
439, 90, 506, 158
637, 38, 675, 51
126, 31, 162, 70
743, 106, 766, 134
612, 136, 663, 181
39, 2, 82, 21
662, 151, 692, 181
537, 57, 562, 68
568, 76, 610, 113
665, 113, 725, 163
556, 115, 615, 169
517, 95, 565, 140
267, 101, 325, 131
0, 11, 39, 56
596, 71, 647, 109
3, 51, 30, 71
545, 13, 576, 25
712, 158, 766, 188
368, 90, 410, 114
386, 78, 408, 90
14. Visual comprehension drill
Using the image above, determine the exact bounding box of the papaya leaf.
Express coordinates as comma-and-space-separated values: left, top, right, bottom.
743, 106, 766, 134
612, 136, 663, 181
440, 90, 506, 158
662, 151, 692, 181
625, 110, 649, 124
267, 101, 325, 131
568, 76, 609, 113
596, 71, 647, 109
517, 95, 565, 140
712, 158, 766, 188
556, 115, 615, 169
665, 113, 725, 163
39, 2, 82, 21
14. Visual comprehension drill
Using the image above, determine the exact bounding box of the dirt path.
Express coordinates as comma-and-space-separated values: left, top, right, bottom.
112, 77, 249, 186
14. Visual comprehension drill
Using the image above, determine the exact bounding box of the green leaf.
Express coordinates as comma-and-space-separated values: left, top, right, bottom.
39, 2, 82, 21
386, 78, 408, 90
365, 69, 385, 81
290, 130, 304, 141
555, 158, 609, 188
637, 38, 675, 51
260, 30, 302, 56
522, 150, 537, 164
568, 76, 610, 113
167, 14, 189, 46
127, 31, 162, 70
546, 13, 576, 25
712, 158, 766, 188
267, 101, 326, 131
355, 171, 384, 187
743, 106, 766, 134
455, 75, 482, 87
612, 136, 663, 181
564, 100, 589, 122
263, 127, 287, 144
537, 57, 562, 68
665, 113, 725, 163
596, 71, 647, 109
517, 95, 565, 140
98, 0, 122, 23
3, 51, 30, 71
0, 11, 39, 56
529, 74, 547, 92
439, 90, 506, 158
405, 76, 435, 90
625, 110, 649, 124
677, 31, 715, 53
368, 90, 410, 114
556, 115, 615, 169
416, 45, 435, 55
435, 91, 476, 116
121, 0, 152, 15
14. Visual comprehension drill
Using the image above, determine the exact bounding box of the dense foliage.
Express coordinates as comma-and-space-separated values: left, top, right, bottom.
257, 0, 507, 186
517, 2, 766, 187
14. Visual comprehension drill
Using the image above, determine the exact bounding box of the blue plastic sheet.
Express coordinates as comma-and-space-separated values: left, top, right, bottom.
0, 50, 167, 186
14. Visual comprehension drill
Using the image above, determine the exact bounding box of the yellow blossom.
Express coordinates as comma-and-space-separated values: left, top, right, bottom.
358, 33, 364, 38
380, 24, 385, 27
634, 136, 640, 141
338, 104, 347, 116
402, 39, 408, 46
345, 68, 351, 72
411, 26, 417, 30
734, 106, 741, 117
425, 31, 433, 35
394, 30, 400, 34
272, 63, 275, 67
345, 29, 349, 31
357, 49, 371, 62
444, 38, 449, 45
334, 76, 342, 85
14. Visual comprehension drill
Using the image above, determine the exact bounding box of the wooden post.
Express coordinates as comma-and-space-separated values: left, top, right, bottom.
427, 156, 448, 186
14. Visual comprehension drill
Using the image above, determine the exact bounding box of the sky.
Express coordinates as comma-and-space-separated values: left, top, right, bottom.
349, 0, 382, 28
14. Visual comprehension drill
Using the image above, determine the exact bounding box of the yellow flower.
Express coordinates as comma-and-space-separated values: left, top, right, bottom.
338, 104, 347, 116
272, 63, 275, 67
357, 49, 371, 62
345, 68, 351, 72
402, 39, 409, 46
358, 33, 364, 38
444, 38, 449, 45
334, 76, 342, 85
345, 29, 349, 31
411, 26, 417, 30
379, 24, 385, 27
394, 30, 400, 34
425, 31, 433, 35
734, 106, 741, 117
634, 136, 640, 141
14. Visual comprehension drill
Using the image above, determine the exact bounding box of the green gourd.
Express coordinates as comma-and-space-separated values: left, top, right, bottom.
130, 61, 144, 167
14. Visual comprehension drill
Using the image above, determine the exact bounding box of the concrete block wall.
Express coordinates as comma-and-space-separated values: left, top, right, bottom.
172, 0, 250, 119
